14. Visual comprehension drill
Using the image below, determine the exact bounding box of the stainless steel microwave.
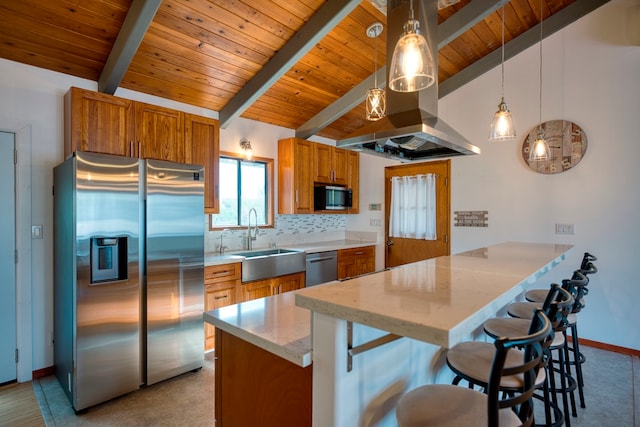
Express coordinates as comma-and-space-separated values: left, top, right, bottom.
314, 185, 352, 211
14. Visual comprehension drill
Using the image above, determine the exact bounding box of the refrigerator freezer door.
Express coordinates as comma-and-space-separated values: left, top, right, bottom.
145, 159, 204, 385
72, 152, 141, 410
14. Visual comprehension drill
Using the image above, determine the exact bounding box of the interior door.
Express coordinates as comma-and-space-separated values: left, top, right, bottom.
384, 160, 450, 268
0, 131, 16, 384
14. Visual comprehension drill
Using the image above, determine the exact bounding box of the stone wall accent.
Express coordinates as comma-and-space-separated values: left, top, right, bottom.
454, 210, 488, 227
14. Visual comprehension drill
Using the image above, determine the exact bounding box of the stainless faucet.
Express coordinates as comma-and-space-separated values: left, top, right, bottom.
246, 208, 259, 250
219, 228, 231, 254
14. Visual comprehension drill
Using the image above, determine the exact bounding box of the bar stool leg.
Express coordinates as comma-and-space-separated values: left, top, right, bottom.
554, 345, 572, 427
570, 323, 586, 408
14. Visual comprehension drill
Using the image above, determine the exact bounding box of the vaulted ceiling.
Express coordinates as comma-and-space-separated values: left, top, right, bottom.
0, 0, 609, 141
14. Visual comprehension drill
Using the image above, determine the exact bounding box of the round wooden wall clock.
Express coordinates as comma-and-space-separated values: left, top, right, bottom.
521, 120, 588, 174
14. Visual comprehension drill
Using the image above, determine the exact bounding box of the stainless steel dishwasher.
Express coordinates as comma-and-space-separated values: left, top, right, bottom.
305, 251, 338, 287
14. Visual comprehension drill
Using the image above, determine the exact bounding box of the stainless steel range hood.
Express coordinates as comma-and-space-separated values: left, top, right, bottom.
336, 0, 480, 162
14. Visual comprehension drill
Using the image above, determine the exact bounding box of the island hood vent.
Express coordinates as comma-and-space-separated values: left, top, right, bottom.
336, 0, 480, 162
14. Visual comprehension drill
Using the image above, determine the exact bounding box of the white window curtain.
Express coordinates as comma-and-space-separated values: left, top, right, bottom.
389, 174, 437, 240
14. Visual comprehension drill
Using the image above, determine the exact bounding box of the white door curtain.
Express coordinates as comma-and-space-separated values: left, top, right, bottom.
389, 173, 437, 240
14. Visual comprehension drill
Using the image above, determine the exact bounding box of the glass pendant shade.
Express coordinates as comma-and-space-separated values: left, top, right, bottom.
489, 98, 516, 141
366, 88, 386, 121
489, 5, 516, 141
529, 129, 550, 161
389, 19, 435, 92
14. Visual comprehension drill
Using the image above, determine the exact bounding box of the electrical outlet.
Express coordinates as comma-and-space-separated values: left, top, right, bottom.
555, 223, 575, 235
369, 218, 381, 227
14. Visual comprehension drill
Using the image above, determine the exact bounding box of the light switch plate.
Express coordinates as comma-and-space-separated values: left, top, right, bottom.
32, 225, 43, 239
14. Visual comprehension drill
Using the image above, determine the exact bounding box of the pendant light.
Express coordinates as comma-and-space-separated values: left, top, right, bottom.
366, 22, 385, 121
488, 5, 516, 141
529, 0, 550, 161
388, 0, 435, 93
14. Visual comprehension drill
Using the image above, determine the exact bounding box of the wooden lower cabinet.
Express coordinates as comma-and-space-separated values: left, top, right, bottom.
337, 246, 375, 280
205, 267, 304, 350
215, 329, 312, 427
241, 272, 305, 301
204, 263, 241, 351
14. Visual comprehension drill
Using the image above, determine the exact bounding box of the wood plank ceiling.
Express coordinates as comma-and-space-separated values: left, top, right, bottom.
0, 0, 608, 141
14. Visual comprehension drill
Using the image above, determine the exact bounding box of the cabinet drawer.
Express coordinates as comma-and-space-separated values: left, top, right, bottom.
205, 262, 241, 283
338, 246, 375, 260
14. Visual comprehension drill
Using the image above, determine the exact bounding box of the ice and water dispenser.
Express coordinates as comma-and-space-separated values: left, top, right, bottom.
90, 237, 128, 283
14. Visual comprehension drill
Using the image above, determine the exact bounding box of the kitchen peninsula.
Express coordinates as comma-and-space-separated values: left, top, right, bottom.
205, 241, 573, 427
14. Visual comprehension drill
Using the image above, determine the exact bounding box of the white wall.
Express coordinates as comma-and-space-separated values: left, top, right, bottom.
439, 0, 640, 350
0, 0, 637, 377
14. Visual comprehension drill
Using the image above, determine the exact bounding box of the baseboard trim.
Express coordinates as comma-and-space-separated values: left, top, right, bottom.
573, 337, 640, 357
32, 366, 54, 379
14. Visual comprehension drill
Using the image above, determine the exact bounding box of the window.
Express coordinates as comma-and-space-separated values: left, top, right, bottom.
210, 152, 273, 229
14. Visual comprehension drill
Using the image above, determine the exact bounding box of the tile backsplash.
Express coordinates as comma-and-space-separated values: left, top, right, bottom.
205, 214, 348, 253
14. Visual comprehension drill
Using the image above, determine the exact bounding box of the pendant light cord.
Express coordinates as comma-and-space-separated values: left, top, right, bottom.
538, 0, 543, 132
374, 30, 378, 88
500, 5, 505, 99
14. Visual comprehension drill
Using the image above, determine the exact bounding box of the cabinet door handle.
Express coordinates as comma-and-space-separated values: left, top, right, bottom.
213, 269, 234, 277
295, 190, 299, 207
214, 295, 228, 300
137, 141, 141, 158
129, 141, 133, 157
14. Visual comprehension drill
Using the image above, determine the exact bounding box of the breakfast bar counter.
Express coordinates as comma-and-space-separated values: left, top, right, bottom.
295, 241, 573, 348
294, 241, 573, 427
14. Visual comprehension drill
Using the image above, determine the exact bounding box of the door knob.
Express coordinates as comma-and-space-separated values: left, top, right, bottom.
386, 240, 394, 247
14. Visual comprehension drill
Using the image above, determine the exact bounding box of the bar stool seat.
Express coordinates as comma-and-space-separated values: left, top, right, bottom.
395, 384, 522, 427
446, 340, 547, 389
508, 301, 543, 319
396, 310, 551, 427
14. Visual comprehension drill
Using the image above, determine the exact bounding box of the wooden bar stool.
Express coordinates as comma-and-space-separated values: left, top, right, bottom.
395, 310, 552, 427
524, 252, 595, 304
500, 277, 584, 426
484, 285, 573, 427
563, 264, 595, 409
526, 264, 595, 410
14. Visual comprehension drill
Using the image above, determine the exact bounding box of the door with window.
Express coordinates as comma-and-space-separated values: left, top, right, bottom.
384, 160, 450, 268
0, 131, 16, 384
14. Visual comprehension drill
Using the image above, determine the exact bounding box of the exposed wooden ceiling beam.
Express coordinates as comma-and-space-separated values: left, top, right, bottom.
439, 0, 611, 97
99, 0, 161, 94
296, 67, 387, 139
437, 0, 509, 49
219, 0, 361, 129
296, 0, 506, 139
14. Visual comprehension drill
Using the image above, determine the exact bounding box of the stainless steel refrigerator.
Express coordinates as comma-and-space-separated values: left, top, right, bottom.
54, 151, 204, 411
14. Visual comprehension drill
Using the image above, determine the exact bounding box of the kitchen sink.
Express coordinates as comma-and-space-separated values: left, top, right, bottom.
233, 248, 301, 258
232, 248, 306, 282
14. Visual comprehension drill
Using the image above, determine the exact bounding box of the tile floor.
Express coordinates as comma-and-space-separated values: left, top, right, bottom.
33, 346, 638, 426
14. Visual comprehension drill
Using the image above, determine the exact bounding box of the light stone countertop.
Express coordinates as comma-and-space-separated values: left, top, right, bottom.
203, 291, 312, 367
295, 241, 574, 348
204, 239, 377, 266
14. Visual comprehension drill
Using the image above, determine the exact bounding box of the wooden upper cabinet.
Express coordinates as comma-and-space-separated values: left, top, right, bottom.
64, 87, 220, 212
278, 138, 314, 214
135, 102, 184, 162
185, 114, 220, 213
347, 151, 359, 214
313, 144, 347, 185
64, 87, 134, 158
